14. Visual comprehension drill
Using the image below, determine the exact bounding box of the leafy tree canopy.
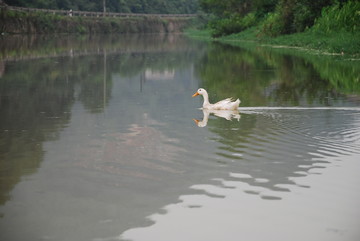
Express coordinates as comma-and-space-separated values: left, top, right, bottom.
198, 0, 357, 37
4, 0, 199, 14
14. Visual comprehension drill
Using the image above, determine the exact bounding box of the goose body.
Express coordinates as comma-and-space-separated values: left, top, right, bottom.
192, 88, 240, 110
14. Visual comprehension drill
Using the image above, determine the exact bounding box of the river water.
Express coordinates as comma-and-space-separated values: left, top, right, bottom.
0, 34, 360, 241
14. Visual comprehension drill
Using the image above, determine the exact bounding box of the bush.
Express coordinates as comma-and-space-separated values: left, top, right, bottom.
293, 3, 313, 32
312, 0, 360, 33
260, 12, 284, 37
260, 0, 334, 36
242, 12, 256, 28
210, 12, 257, 37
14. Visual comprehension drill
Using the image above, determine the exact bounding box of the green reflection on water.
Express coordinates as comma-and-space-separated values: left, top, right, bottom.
0, 59, 74, 205
0, 34, 202, 206
0, 33, 359, 207
195, 42, 360, 107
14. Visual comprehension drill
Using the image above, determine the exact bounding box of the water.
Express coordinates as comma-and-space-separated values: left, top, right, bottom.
0, 34, 360, 241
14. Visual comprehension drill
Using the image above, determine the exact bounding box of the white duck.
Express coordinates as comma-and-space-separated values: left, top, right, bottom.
192, 88, 240, 110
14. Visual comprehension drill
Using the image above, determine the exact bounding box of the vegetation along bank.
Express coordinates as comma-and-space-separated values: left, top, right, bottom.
0, 7, 194, 34
189, 0, 360, 56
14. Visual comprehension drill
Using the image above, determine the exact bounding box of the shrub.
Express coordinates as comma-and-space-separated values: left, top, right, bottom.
312, 0, 360, 33
260, 0, 334, 36
293, 3, 313, 32
260, 12, 284, 37
210, 12, 257, 37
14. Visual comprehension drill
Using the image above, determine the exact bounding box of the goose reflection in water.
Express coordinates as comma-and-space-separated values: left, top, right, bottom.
193, 109, 241, 127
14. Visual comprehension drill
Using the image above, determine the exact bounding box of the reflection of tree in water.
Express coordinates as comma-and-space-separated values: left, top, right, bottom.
0, 53, 114, 204
266, 54, 340, 105
0, 34, 202, 205
196, 43, 358, 198
0, 34, 199, 62
76, 54, 112, 113
0, 60, 75, 205
196, 43, 346, 107
195, 43, 275, 106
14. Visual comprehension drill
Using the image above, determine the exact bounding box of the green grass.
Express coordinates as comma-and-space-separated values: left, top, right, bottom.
185, 27, 360, 57
184, 28, 213, 40
262, 30, 360, 55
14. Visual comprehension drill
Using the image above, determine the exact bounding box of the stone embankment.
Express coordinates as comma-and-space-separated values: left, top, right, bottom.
0, 5, 195, 34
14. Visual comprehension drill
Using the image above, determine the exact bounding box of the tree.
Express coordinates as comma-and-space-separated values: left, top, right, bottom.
3, 0, 199, 13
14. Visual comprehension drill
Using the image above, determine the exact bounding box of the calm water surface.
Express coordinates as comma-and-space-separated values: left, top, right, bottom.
1, 34, 360, 241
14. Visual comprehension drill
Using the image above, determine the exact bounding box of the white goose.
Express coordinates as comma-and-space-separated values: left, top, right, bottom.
192, 88, 240, 110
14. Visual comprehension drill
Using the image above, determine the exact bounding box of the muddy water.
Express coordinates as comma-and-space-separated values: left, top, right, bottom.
0, 34, 359, 241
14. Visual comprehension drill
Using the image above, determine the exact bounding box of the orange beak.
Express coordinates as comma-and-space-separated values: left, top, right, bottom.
192, 92, 200, 97
192, 119, 200, 125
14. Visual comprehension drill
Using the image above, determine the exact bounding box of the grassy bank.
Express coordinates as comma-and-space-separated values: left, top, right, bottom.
186, 27, 360, 57
225, 28, 360, 56
190, 0, 360, 56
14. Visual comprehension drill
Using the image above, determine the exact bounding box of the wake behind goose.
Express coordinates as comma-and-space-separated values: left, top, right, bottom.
238, 106, 360, 111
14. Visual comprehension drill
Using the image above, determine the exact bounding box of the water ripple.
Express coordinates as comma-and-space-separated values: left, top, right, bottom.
211, 107, 360, 196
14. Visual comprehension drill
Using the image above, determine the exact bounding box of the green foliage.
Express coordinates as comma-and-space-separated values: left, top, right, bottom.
200, 0, 359, 37
256, 0, 360, 54
260, 11, 284, 37
0, 8, 193, 34
242, 12, 256, 27
312, 0, 360, 33
210, 12, 256, 37
190, 0, 360, 55
76, 25, 87, 34
1, 7, 25, 18
260, 0, 334, 36
3, 0, 199, 14
199, 0, 276, 37
263, 30, 360, 54
252, 0, 277, 18
200, 0, 259, 18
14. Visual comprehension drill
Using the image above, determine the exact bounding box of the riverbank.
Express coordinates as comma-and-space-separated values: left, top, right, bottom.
0, 8, 193, 34
185, 28, 360, 95
185, 28, 360, 57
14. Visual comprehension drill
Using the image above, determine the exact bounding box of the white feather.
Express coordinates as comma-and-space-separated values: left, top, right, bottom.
192, 88, 241, 110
